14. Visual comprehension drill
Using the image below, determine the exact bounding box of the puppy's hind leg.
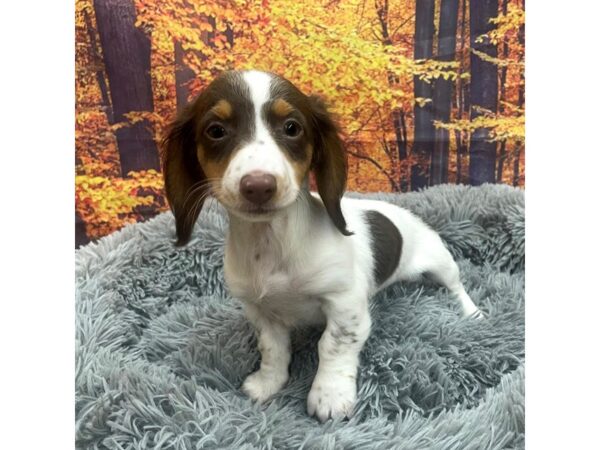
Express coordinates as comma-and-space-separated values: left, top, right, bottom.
419, 238, 483, 318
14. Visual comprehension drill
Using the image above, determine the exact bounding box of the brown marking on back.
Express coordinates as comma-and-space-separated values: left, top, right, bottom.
272, 98, 294, 117
364, 210, 402, 285
210, 99, 233, 119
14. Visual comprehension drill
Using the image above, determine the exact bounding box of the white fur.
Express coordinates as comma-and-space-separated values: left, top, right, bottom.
226, 192, 482, 421
219, 71, 482, 422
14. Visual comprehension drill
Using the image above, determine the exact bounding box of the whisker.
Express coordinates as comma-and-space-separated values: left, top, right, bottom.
183, 185, 208, 209
184, 188, 213, 231
204, 196, 219, 220
181, 178, 222, 209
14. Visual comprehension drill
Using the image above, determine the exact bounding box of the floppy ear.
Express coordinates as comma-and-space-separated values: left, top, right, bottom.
162, 104, 208, 246
308, 95, 352, 236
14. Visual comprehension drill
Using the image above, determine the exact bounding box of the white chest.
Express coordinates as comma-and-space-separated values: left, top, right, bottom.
224, 236, 340, 326
222, 214, 356, 326
225, 260, 327, 326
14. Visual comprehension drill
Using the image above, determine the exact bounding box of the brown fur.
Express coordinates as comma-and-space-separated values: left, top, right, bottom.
288, 144, 313, 186
161, 104, 210, 246
272, 98, 294, 117
196, 144, 234, 180
211, 99, 233, 119
162, 72, 352, 246
308, 95, 352, 236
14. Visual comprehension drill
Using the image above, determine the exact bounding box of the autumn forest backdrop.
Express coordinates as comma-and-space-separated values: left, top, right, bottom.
75, 0, 525, 247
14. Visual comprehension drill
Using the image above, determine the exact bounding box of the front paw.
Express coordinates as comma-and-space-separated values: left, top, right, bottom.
242, 369, 288, 404
307, 373, 357, 422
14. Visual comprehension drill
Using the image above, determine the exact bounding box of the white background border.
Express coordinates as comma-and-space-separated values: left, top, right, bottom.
526, 1, 600, 448
1, 1, 74, 448
2, 0, 600, 447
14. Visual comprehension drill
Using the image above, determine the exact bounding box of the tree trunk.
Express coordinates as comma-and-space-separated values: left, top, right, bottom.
375, 0, 407, 192
175, 14, 222, 111
174, 40, 195, 112
496, 0, 509, 183
468, 0, 499, 185
512, 142, 522, 186
224, 22, 234, 47
75, 210, 90, 248
395, 109, 409, 191
392, 109, 408, 162
412, 0, 436, 190
93, 0, 160, 177
430, 0, 459, 185
83, 10, 113, 123
455, 0, 468, 184
513, 6, 525, 186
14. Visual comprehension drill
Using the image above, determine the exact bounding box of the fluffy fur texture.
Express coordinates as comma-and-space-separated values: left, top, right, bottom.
75, 184, 524, 449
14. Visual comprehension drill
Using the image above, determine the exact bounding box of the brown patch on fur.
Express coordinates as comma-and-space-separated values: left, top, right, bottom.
308, 95, 351, 236
196, 144, 232, 180
210, 99, 232, 119
162, 111, 209, 247
272, 98, 294, 117
285, 143, 313, 185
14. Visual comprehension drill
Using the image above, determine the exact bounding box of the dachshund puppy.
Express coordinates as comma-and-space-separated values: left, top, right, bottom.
162, 70, 482, 422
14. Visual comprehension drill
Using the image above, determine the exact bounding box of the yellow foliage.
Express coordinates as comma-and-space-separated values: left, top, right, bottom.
435, 109, 525, 142
471, 48, 524, 69
75, 169, 168, 239
482, 4, 525, 46
76, 0, 526, 242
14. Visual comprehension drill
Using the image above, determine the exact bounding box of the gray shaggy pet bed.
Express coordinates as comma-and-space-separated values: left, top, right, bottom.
76, 184, 525, 450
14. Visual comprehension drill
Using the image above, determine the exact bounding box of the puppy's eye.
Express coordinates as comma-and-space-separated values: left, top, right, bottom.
205, 124, 227, 140
283, 120, 302, 138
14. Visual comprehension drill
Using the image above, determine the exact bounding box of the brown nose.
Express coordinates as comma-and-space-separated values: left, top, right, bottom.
239, 172, 277, 205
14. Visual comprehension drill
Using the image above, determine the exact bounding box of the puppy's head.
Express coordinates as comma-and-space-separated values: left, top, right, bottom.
162, 70, 350, 246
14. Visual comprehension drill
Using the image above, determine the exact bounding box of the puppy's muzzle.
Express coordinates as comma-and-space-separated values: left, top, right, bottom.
240, 171, 277, 205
